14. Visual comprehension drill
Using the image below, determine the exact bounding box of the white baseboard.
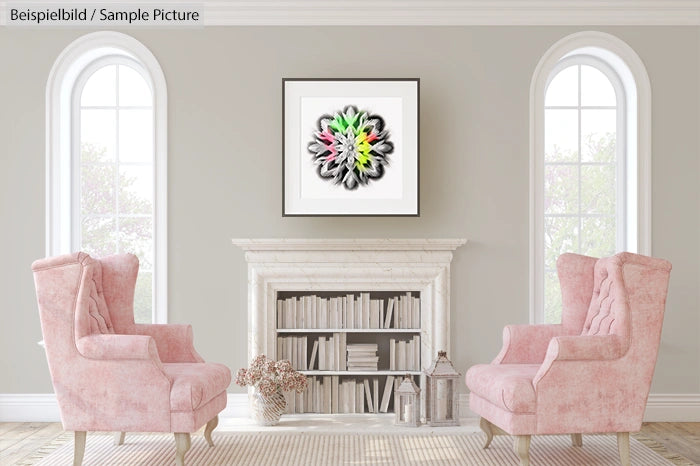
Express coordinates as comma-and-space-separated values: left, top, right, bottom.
2, 392, 699, 423
643, 394, 700, 422
0, 394, 62, 422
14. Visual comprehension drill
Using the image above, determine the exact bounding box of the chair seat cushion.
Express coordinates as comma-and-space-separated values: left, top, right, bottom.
466, 364, 539, 414
163, 362, 231, 412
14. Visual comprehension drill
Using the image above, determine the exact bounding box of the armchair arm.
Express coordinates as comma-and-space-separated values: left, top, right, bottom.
76, 334, 161, 362
130, 324, 204, 363
533, 334, 625, 386
493, 324, 563, 364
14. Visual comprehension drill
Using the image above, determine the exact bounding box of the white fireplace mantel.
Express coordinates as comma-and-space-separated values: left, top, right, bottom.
232, 238, 467, 368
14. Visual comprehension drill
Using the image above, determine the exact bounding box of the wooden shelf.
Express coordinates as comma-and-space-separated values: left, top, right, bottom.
300, 370, 421, 376
277, 328, 421, 333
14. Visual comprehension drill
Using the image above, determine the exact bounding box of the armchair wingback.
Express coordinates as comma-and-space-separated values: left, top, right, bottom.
32, 252, 231, 466
466, 252, 671, 466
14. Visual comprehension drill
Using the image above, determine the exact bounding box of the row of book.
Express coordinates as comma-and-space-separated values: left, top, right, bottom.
284, 375, 399, 414
389, 336, 421, 371
277, 335, 421, 371
277, 292, 420, 329
278, 334, 349, 371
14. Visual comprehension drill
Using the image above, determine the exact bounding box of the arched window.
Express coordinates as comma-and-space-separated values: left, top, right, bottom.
47, 32, 167, 323
531, 32, 651, 323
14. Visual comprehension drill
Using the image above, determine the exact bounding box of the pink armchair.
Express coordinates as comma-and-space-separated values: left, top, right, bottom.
32, 252, 231, 466
466, 252, 671, 466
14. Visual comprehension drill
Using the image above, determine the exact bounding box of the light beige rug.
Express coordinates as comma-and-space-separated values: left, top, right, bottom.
30, 431, 675, 465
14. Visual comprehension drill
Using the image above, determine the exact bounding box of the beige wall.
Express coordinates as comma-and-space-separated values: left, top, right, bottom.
1, 26, 697, 395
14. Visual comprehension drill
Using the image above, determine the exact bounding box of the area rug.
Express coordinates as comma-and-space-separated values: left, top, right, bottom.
27, 431, 678, 466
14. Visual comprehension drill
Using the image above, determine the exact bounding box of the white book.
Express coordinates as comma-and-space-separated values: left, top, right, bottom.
413, 297, 420, 329
310, 296, 317, 329
357, 382, 365, 413
315, 296, 321, 329
277, 336, 284, 360
323, 376, 332, 413
277, 300, 284, 329
284, 389, 294, 414
413, 335, 420, 370
285, 336, 293, 365
285, 297, 293, 329
309, 340, 319, 370
389, 338, 396, 371
362, 293, 371, 329
405, 292, 412, 329
340, 333, 347, 371
349, 379, 356, 413
364, 379, 373, 413
293, 336, 298, 369
292, 297, 298, 329
328, 337, 335, 371
369, 299, 379, 329
298, 297, 304, 329
305, 296, 313, 330
346, 294, 355, 328
373, 378, 379, 414
302, 336, 308, 370
318, 336, 326, 371
323, 299, 329, 329
333, 333, 340, 371
384, 298, 395, 329
330, 298, 337, 328
331, 376, 339, 414
315, 378, 321, 413
342, 296, 347, 329
380, 375, 395, 413
398, 340, 407, 370
379, 299, 384, 329
296, 390, 304, 414
355, 294, 362, 329
397, 296, 404, 328
407, 339, 413, 372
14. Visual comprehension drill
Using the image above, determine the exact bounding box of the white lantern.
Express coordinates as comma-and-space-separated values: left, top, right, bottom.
425, 350, 460, 426
394, 374, 420, 427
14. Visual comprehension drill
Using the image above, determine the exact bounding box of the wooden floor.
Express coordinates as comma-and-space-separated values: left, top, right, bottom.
0, 422, 698, 465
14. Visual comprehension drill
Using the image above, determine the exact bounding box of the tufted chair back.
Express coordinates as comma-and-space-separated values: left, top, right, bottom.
581, 254, 630, 340
75, 254, 115, 338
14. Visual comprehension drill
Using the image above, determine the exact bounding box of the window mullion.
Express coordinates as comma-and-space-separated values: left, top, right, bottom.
115, 65, 121, 254
577, 65, 582, 255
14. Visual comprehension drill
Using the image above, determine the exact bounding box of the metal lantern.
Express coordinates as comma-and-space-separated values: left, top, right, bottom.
394, 374, 421, 427
425, 350, 460, 426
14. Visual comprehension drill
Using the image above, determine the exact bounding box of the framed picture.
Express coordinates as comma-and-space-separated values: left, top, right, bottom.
283, 78, 419, 216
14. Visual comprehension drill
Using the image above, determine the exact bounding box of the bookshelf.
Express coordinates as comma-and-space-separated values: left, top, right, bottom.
276, 291, 422, 415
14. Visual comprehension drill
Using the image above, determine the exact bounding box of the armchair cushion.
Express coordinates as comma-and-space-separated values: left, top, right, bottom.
164, 362, 232, 412
466, 364, 539, 414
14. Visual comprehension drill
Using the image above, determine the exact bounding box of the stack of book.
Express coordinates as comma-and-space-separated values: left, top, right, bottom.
346, 343, 379, 371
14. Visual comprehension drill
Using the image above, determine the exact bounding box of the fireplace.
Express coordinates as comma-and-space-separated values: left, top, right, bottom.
232, 239, 466, 417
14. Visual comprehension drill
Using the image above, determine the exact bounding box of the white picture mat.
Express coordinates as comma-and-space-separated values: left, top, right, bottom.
284, 80, 418, 215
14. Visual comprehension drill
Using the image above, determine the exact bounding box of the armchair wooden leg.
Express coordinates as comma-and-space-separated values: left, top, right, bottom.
73, 431, 86, 466
514, 435, 531, 466
204, 415, 219, 447
114, 432, 126, 446
479, 417, 494, 449
571, 433, 583, 447
617, 432, 631, 466
174, 433, 191, 466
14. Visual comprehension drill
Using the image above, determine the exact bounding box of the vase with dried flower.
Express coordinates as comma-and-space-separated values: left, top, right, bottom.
236, 355, 307, 426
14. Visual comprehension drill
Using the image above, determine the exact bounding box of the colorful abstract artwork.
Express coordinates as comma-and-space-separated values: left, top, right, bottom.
308, 106, 394, 190
283, 78, 419, 216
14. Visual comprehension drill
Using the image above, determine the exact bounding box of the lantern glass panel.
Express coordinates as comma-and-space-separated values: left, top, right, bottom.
436, 379, 454, 420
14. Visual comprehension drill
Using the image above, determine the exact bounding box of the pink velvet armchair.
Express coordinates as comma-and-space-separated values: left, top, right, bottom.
32, 252, 231, 466
466, 252, 671, 466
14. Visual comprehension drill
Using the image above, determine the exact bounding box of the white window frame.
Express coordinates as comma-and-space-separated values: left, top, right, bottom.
530, 31, 652, 324
46, 31, 168, 324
